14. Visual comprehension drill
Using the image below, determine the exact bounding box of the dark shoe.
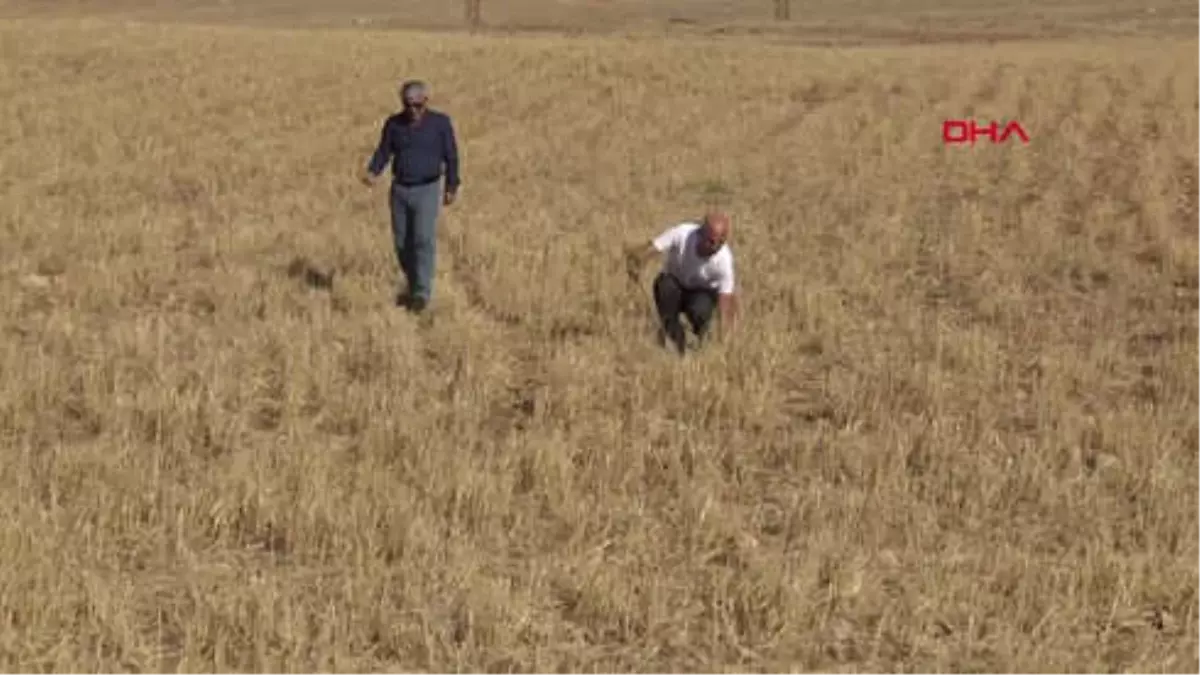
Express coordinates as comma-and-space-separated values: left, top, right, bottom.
407, 296, 428, 314
395, 292, 410, 309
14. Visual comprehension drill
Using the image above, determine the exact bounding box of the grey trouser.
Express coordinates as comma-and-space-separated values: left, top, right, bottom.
652, 271, 718, 354
389, 181, 441, 301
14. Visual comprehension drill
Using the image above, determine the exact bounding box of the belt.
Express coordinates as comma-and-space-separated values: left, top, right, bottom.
395, 176, 441, 187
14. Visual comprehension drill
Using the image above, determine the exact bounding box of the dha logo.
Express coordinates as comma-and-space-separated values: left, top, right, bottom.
943, 119, 1030, 145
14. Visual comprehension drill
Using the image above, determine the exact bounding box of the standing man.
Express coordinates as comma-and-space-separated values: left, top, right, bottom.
362, 79, 460, 313
625, 210, 739, 355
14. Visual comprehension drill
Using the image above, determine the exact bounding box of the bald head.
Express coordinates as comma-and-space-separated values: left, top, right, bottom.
705, 210, 731, 237
697, 210, 731, 258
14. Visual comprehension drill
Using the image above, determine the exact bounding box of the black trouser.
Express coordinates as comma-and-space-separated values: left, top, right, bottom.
653, 272, 718, 353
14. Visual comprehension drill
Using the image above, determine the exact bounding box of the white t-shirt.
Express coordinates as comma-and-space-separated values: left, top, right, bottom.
652, 222, 736, 294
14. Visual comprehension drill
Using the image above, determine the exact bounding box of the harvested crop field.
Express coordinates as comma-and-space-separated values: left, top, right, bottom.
0, 2, 1197, 671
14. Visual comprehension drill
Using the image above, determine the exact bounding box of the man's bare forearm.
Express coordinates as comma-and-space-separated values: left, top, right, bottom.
625, 242, 659, 263
624, 242, 659, 282
718, 294, 738, 337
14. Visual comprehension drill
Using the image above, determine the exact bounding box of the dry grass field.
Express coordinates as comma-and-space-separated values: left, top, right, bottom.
1, 0, 1197, 41
0, 2, 1198, 671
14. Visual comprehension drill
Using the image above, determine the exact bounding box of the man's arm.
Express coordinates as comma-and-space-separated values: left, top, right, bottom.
624, 227, 678, 283
624, 242, 658, 283
716, 257, 738, 337
717, 292, 739, 336
362, 118, 392, 184
441, 115, 460, 199
624, 241, 661, 265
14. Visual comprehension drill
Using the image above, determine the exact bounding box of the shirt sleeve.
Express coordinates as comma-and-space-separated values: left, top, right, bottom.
717, 254, 735, 294
441, 115, 460, 190
652, 224, 687, 252
366, 118, 392, 176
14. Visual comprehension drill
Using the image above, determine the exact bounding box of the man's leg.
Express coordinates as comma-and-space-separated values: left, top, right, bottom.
652, 271, 687, 355
406, 183, 442, 309
683, 289, 719, 345
389, 184, 413, 304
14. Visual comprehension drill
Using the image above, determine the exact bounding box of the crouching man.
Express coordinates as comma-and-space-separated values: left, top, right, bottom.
625, 210, 739, 355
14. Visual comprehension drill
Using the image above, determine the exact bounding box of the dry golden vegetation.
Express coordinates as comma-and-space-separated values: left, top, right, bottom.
0, 8, 1198, 672
1, 0, 1197, 42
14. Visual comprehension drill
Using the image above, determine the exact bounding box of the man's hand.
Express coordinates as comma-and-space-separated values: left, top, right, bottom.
360, 170, 379, 187
625, 244, 654, 284
625, 251, 641, 284
443, 189, 457, 206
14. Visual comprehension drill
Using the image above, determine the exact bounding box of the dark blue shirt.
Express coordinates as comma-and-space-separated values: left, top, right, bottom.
366, 109, 460, 190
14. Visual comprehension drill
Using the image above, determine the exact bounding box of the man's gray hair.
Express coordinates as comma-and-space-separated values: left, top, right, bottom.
400, 80, 429, 103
